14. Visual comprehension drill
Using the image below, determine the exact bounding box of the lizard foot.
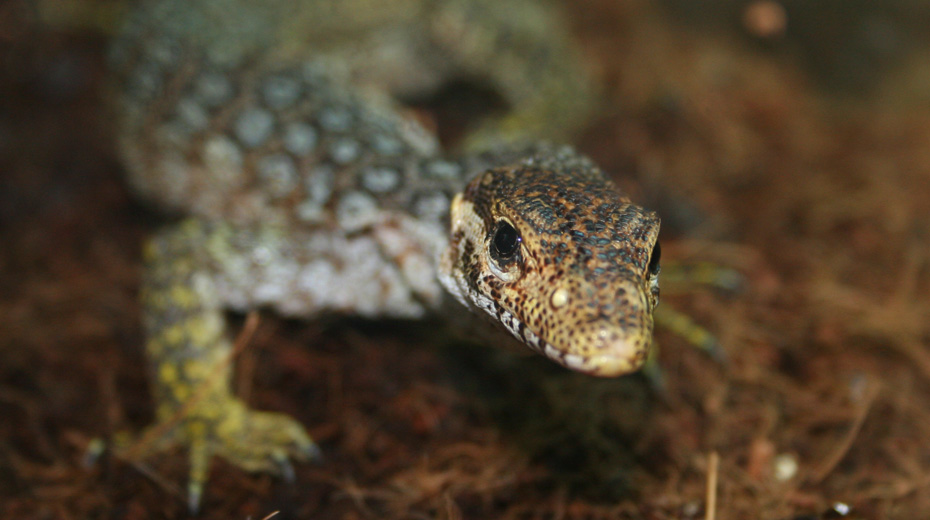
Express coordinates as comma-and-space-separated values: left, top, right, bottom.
109, 397, 319, 513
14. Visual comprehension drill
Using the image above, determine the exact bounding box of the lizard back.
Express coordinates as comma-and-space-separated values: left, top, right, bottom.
109, 0, 593, 229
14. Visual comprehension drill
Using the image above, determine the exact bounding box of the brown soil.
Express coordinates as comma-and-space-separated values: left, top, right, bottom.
3, 1, 929, 518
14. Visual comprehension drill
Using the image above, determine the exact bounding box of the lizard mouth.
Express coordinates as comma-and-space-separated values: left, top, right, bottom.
499, 303, 654, 377
537, 329, 653, 377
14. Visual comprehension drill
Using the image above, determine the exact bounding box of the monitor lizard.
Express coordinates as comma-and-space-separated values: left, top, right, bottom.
105, 0, 662, 510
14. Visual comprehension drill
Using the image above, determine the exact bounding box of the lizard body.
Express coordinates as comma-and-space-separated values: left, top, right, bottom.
107, 0, 662, 509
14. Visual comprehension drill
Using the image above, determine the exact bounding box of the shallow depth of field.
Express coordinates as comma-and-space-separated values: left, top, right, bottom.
2, 1, 930, 518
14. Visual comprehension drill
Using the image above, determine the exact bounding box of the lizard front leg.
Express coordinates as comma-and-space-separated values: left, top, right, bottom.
112, 219, 318, 512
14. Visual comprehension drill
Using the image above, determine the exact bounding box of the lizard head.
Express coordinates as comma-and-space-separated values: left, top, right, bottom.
439, 148, 661, 377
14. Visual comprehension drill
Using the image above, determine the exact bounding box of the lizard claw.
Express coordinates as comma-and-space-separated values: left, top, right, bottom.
188, 481, 204, 516
103, 398, 318, 513
301, 441, 323, 464
273, 451, 296, 484
83, 437, 107, 469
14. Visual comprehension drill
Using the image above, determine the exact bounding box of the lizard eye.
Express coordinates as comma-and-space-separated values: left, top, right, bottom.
647, 241, 661, 277
491, 221, 521, 261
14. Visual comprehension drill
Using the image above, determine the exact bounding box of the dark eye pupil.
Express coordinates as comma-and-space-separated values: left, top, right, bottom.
647, 241, 661, 276
492, 222, 520, 259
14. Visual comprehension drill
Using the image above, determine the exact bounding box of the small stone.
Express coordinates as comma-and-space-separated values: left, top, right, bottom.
773, 453, 798, 481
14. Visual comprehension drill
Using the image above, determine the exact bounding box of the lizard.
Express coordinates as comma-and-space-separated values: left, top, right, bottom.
104, 0, 663, 510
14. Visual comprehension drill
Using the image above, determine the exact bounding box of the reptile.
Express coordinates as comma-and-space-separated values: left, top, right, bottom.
105, 0, 663, 510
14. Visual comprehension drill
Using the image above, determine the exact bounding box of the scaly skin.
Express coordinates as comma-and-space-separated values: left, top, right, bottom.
440, 149, 661, 376
107, 0, 660, 510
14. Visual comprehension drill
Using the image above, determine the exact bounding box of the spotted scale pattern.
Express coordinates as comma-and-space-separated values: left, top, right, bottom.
439, 146, 661, 376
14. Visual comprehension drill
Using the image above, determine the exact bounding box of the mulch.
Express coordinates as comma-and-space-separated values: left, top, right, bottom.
2, 1, 929, 518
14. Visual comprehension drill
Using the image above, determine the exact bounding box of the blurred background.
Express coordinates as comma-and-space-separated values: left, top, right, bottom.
1, 0, 929, 518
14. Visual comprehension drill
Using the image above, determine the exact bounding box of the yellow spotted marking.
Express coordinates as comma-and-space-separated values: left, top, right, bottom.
199, 403, 221, 420
551, 288, 569, 308
161, 323, 186, 346
170, 284, 199, 309
142, 240, 159, 262
182, 359, 212, 381
186, 420, 206, 438
172, 383, 191, 402
159, 362, 178, 384
146, 338, 164, 356
186, 314, 223, 346
156, 403, 174, 421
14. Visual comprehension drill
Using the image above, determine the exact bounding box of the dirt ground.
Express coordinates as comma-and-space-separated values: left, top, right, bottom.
3, 0, 930, 518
